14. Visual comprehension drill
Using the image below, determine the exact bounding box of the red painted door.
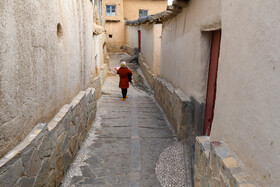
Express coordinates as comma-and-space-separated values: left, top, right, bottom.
203, 30, 221, 136
138, 30, 141, 53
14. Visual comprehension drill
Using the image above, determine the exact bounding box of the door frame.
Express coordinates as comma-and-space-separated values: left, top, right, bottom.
203, 30, 222, 136
138, 30, 141, 53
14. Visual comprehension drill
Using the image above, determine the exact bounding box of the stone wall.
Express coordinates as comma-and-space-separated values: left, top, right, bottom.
194, 137, 257, 187
107, 44, 127, 53
137, 53, 199, 184
138, 53, 201, 140
0, 59, 108, 187
125, 24, 162, 75
106, 44, 137, 56
0, 88, 96, 187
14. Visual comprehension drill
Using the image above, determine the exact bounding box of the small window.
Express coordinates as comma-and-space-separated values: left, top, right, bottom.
139, 9, 148, 18
57, 23, 63, 39
106, 5, 116, 16
109, 34, 112, 38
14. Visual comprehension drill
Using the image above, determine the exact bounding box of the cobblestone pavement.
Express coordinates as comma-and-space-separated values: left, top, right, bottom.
61, 53, 186, 187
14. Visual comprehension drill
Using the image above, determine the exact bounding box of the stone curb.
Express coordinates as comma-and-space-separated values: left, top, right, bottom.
137, 53, 194, 141
0, 88, 97, 187
0, 63, 108, 187
194, 136, 257, 187
137, 50, 197, 186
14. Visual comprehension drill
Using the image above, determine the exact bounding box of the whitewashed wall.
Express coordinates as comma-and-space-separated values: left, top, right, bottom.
0, 0, 104, 158
126, 24, 162, 75
160, 0, 280, 185
160, 0, 221, 103
211, 1, 280, 186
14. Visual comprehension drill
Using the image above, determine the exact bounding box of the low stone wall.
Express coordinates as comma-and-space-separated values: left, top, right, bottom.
107, 44, 136, 56
0, 63, 108, 187
122, 45, 137, 56
194, 136, 256, 187
138, 54, 193, 140
137, 53, 207, 185
0, 88, 96, 187
0, 44, 109, 187
129, 49, 258, 187
107, 44, 126, 53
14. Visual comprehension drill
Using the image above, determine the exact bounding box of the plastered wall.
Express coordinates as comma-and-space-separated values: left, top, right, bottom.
103, 0, 124, 21
125, 24, 162, 75
0, 0, 104, 158
124, 0, 167, 20
152, 24, 162, 75
125, 25, 139, 48
160, 0, 221, 103
103, 0, 125, 45
210, 1, 280, 186
93, 33, 107, 76
140, 25, 155, 71
104, 0, 166, 46
106, 21, 126, 45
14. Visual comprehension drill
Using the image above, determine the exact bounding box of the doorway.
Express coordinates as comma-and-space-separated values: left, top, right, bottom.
203, 30, 222, 136
138, 30, 141, 53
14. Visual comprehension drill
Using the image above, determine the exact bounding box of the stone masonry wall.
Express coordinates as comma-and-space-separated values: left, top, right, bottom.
137, 53, 194, 140
135, 51, 198, 184
107, 44, 127, 53
0, 88, 97, 187
0, 88, 96, 187
107, 44, 137, 56
194, 136, 257, 187
0, 59, 108, 187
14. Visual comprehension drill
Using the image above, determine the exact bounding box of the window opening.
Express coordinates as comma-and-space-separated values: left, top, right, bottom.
57, 23, 63, 39
106, 5, 116, 16
139, 9, 148, 18
109, 34, 113, 38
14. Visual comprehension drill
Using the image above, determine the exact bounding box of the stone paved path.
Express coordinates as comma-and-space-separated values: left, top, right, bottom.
61, 53, 185, 187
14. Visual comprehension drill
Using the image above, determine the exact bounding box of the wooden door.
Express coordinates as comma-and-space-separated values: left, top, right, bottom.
138, 30, 141, 53
203, 30, 221, 136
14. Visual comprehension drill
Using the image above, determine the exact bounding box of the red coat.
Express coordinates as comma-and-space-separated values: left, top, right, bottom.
117, 67, 133, 89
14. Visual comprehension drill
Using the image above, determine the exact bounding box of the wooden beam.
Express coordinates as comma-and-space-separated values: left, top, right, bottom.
172, 0, 188, 8
167, 5, 176, 11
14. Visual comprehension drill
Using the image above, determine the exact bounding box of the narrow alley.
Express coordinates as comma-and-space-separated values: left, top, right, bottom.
1, 1, 279, 187
61, 53, 187, 187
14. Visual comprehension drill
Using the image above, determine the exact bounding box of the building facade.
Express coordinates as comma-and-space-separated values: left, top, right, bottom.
102, 0, 167, 50
125, 0, 280, 186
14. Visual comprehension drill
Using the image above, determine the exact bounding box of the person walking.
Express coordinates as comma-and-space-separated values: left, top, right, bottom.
117, 62, 133, 101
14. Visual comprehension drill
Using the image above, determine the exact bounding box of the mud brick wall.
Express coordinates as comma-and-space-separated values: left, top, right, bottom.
0, 88, 97, 187
194, 136, 256, 187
